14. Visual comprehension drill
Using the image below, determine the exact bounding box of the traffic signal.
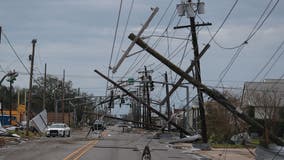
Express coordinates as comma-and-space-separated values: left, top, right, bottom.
148, 75, 154, 91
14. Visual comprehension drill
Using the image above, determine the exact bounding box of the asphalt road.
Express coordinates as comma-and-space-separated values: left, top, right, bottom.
0, 126, 206, 160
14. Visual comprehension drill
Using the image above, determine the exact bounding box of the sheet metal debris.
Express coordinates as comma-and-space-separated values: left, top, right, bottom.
168, 134, 201, 144
30, 109, 48, 133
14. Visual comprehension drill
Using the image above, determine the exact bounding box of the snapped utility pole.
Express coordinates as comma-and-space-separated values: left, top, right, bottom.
26, 39, 37, 136
112, 7, 159, 73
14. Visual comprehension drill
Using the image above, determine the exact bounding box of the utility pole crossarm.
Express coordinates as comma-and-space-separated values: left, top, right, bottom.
128, 33, 284, 146
174, 22, 212, 29
112, 7, 159, 73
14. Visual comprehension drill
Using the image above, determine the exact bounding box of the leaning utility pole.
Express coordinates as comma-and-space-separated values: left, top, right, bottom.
112, 7, 159, 73
164, 71, 171, 131
128, 33, 284, 146
26, 39, 37, 136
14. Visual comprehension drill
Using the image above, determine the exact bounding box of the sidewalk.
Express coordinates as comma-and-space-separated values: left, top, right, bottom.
195, 148, 255, 160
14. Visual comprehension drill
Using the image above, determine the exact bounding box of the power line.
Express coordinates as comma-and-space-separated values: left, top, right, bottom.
206, 28, 245, 50
106, 0, 123, 94
1, 31, 45, 88
252, 40, 284, 81
114, 0, 134, 65
245, 0, 279, 42
1, 31, 30, 74
216, 0, 280, 86
207, 0, 239, 44
119, 0, 175, 81
130, 9, 178, 75
152, 34, 188, 71
262, 49, 284, 80
206, 0, 279, 50
171, 26, 204, 83
217, 45, 245, 86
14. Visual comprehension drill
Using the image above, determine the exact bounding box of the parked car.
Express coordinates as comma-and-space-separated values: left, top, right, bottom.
45, 123, 70, 137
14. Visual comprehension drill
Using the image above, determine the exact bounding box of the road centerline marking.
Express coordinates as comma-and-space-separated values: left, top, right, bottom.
63, 130, 107, 160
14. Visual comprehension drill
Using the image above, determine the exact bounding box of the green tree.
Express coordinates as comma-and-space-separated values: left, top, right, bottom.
205, 91, 247, 143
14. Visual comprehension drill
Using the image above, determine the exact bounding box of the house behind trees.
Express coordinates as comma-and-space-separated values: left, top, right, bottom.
241, 79, 284, 137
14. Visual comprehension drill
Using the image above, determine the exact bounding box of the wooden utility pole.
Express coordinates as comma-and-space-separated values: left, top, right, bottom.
142, 79, 146, 128
164, 72, 171, 131
128, 33, 284, 146
9, 81, 12, 125
62, 69, 65, 123
144, 66, 151, 129
137, 87, 142, 128
43, 63, 47, 110
26, 39, 37, 136
112, 7, 159, 73
0, 101, 3, 125
188, 0, 207, 143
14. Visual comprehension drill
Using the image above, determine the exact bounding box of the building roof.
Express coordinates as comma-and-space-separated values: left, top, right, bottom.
242, 79, 284, 107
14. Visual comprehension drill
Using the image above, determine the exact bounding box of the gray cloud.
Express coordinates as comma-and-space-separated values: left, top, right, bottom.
0, 0, 283, 99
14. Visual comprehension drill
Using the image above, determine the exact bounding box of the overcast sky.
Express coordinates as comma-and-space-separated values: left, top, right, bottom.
0, 0, 283, 110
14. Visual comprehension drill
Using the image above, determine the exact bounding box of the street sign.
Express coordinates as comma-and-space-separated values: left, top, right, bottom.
128, 78, 134, 85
